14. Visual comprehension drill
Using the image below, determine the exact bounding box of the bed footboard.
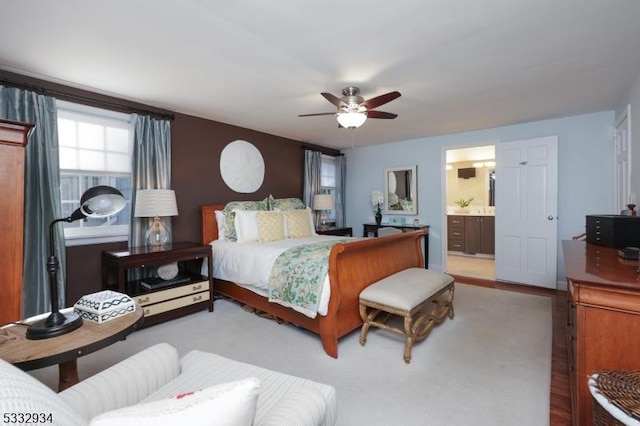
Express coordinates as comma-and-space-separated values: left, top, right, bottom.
318, 229, 426, 357
200, 204, 425, 358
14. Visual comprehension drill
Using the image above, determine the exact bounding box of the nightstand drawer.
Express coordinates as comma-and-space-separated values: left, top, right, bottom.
134, 280, 209, 306
142, 291, 210, 317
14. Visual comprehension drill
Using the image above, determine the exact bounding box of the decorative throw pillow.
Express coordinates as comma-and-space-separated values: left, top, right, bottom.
256, 211, 286, 243
270, 196, 306, 211
286, 208, 313, 238
222, 199, 268, 242
89, 378, 260, 426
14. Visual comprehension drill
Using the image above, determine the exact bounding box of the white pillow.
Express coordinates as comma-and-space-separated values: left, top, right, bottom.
89, 378, 260, 426
233, 209, 260, 242
214, 210, 226, 241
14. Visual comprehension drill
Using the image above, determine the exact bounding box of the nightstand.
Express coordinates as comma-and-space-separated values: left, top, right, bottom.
316, 226, 353, 237
101, 242, 213, 326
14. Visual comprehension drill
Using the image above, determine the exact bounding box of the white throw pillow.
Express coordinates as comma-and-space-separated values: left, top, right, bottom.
214, 210, 226, 241
89, 378, 260, 426
234, 209, 260, 242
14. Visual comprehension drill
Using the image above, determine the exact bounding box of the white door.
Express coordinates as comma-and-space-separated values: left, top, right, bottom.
495, 136, 558, 288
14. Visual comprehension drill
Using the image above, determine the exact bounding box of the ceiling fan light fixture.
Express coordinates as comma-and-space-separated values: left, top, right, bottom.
337, 111, 367, 129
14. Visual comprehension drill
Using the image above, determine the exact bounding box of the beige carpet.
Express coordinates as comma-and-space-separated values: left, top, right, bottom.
29, 283, 552, 426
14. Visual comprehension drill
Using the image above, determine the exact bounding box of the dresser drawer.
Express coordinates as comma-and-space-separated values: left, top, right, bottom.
133, 280, 209, 306
142, 291, 210, 317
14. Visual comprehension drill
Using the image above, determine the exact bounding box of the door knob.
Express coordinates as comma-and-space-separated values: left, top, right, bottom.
547, 215, 554, 220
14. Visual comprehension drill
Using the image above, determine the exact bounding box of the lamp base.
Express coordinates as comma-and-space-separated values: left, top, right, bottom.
26, 311, 83, 340
145, 217, 171, 246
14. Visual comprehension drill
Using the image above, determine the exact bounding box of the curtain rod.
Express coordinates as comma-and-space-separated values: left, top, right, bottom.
0, 77, 174, 121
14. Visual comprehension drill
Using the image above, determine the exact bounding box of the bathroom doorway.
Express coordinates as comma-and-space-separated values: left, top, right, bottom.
444, 145, 496, 280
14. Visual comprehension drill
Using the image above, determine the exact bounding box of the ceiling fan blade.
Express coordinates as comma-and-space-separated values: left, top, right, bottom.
298, 112, 336, 117
367, 110, 398, 119
362, 91, 401, 110
321, 92, 346, 107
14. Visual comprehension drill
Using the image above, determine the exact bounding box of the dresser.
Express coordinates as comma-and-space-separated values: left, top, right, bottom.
0, 119, 34, 325
562, 240, 640, 426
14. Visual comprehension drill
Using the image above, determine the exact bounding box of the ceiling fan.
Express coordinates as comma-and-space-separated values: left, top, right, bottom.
299, 86, 401, 129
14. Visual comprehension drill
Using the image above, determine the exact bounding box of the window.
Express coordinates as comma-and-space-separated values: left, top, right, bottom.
56, 100, 133, 245
320, 155, 338, 223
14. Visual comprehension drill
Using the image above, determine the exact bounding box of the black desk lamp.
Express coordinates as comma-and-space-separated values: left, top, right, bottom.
26, 185, 126, 340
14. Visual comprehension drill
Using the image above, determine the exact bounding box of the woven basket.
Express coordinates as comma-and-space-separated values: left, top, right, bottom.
592, 371, 640, 426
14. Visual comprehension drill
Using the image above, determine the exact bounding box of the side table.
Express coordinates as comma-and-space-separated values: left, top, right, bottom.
0, 307, 143, 391
316, 226, 353, 237
102, 242, 214, 327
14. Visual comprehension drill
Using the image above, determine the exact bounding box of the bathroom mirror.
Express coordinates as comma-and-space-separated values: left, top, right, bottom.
384, 165, 417, 215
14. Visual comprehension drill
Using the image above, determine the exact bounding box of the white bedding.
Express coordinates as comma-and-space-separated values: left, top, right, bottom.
202, 235, 351, 317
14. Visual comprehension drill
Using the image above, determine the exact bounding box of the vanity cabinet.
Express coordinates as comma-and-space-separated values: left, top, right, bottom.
465, 216, 495, 255
447, 215, 495, 255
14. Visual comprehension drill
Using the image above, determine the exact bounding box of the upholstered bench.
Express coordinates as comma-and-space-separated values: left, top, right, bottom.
359, 268, 455, 363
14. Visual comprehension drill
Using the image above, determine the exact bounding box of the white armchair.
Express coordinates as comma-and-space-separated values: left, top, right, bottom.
0, 343, 337, 426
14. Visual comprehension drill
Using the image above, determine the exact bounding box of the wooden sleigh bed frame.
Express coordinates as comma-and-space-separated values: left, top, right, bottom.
200, 204, 426, 358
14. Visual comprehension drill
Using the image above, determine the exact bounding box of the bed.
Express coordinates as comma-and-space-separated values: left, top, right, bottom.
200, 203, 426, 358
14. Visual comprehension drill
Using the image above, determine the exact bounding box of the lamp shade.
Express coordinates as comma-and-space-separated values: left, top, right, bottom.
313, 194, 335, 211
336, 111, 367, 129
79, 185, 127, 218
134, 189, 178, 218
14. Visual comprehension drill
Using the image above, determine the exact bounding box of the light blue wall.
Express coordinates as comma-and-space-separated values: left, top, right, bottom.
343, 111, 615, 285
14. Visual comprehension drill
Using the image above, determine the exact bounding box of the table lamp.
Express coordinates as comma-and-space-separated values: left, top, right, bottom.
26, 185, 126, 340
134, 189, 178, 246
313, 194, 334, 228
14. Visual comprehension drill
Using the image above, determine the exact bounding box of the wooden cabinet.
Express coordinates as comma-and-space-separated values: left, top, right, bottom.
563, 240, 640, 426
447, 215, 494, 255
0, 119, 34, 325
447, 216, 465, 252
102, 242, 214, 326
465, 216, 495, 255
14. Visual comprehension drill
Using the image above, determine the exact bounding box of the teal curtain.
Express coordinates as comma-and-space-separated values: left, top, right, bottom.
0, 86, 63, 318
335, 155, 346, 227
303, 150, 323, 228
129, 114, 172, 248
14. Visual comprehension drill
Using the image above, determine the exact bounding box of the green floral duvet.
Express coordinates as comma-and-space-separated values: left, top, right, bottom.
268, 239, 352, 318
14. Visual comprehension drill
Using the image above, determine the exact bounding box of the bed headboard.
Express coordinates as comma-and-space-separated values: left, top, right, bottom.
200, 204, 225, 245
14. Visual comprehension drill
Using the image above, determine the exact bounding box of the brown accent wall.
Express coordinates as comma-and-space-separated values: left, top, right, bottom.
1, 70, 339, 306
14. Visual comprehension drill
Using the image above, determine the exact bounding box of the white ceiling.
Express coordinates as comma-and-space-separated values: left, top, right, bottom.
1, 0, 639, 150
